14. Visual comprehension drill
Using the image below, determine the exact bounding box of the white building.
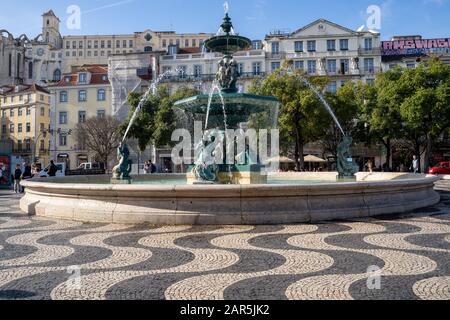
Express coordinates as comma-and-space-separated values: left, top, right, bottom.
264, 19, 382, 90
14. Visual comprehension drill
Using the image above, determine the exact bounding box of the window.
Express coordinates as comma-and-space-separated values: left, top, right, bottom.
252, 62, 262, 75
60, 91, 68, 103
94, 41, 98, 49
199, 40, 204, 48
17, 140, 22, 151
40, 94, 44, 102
107, 40, 112, 48
40, 123, 45, 132
252, 40, 262, 50
94, 51, 98, 56
271, 62, 281, 71
123, 40, 127, 48
40, 139, 45, 151
129, 40, 133, 47
364, 58, 374, 73
66, 42, 70, 49
1, 125, 6, 134
9, 123, 14, 133
340, 39, 349, 50
97, 110, 106, 119
185, 39, 189, 47
144, 46, 153, 52
101, 51, 105, 56
18, 107, 22, 116
10, 109, 14, 117
79, 51, 83, 57
97, 89, 106, 101
177, 66, 187, 78
101, 40, 105, 48
26, 122, 30, 132
307, 40, 316, 52
72, 51, 76, 57
40, 107, 45, 116
1, 110, 6, 118
79, 41, 83, 49
237, 63, 244, 75
18, 123, 22, 133
53, 69, 61, 81
116, 40, 120, 48
79, 90, 87, 102
27, 94, 31, 102
101, 75, 108, 81
26, 107, 30, 116
327, 81, 337, 93
162, 39, 167, 47
87, 40, 92, 49
19, 95, 23, 101
192, 39, 196, 47
271, 42, 280, 54
193, 65, 202, 78
78, 111, 86, 123
79, 73, 87, 84
66, 51, 70, 57
294, 41, 303, 52
59, 134, 67, 146
25, 139, 31, 151
176, 39, 180, 46
327, 59, 337, 73
340, 59, 349, 74
327, 40, 336, 51
307, 60, 316, 74
364, 38, 373, 50
59, 112, 68, 124
72, 41, 76, 49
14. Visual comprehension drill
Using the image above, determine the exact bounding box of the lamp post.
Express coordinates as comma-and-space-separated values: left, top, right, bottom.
32, 129, 53, 165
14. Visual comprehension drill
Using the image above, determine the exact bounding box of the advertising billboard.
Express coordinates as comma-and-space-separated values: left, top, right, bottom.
0, 155, 11, 189
382, 38, 450, 56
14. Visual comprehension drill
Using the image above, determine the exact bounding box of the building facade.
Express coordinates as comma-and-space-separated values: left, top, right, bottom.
264, 19, 382, 90
0, 84, 51, 166
62, 30, 213, 73
49, 65, 111, 169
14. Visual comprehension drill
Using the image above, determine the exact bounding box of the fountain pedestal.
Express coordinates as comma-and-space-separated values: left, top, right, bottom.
187, 164, 267, 185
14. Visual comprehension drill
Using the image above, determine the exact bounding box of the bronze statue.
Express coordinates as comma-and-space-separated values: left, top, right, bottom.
112, 143, 132, 180
337, 136, 359, 180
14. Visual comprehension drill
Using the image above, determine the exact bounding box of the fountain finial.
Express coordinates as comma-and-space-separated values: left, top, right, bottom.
221, 13, 233, 35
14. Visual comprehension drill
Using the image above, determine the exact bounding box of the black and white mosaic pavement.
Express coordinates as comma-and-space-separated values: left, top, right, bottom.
0, 182, 449, 300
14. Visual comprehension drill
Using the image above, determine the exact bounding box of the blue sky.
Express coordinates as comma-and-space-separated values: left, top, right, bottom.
1, 0, 450, 40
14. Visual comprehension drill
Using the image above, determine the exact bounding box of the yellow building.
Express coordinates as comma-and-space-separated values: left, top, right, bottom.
49, 65, 111, 169
0, 84, 51, 166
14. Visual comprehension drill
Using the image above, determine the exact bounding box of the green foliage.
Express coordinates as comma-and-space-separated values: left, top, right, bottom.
121, 85, 200, 151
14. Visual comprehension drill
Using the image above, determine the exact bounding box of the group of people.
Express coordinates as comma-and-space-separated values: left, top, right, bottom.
11, 160, 58, 193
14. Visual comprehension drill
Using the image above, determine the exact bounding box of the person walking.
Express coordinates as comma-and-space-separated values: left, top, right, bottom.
411, 155, 420, 174
144, 161, 151, 174
13, 164, 22, 194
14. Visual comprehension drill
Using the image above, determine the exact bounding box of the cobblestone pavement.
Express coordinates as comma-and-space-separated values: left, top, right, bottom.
0, 182, 449, 301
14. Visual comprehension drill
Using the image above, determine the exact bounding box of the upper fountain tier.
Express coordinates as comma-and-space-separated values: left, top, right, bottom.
204, 13, 252, 55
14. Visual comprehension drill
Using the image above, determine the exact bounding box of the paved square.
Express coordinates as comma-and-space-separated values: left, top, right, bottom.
0, 182, 449, 300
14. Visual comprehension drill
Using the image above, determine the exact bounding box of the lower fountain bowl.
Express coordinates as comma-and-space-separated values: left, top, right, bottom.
20, 173, 440, 225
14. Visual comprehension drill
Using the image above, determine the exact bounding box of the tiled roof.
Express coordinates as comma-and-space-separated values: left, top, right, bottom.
50, 65, 110, 87
0, 84, 50, 96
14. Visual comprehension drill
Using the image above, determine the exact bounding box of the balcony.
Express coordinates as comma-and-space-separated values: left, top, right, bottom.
266, 52, 286, 60
159, 72, 267, 83
362, 67, 381, 75
358, 47, 381, 56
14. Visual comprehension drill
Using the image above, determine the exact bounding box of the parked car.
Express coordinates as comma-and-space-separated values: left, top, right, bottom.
66, 162, 105, 176
428, 162, 450, 175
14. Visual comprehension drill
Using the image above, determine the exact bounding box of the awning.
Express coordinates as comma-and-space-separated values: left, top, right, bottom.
57, 153, 70, 159
304, 155, 327, 163
265, 156, 295, 163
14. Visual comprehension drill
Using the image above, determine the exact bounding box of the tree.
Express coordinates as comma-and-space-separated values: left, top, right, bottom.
373, 58, 450, 171
249, 66, 330, 170
75, 116, 121, 168
122, 85, 200, 152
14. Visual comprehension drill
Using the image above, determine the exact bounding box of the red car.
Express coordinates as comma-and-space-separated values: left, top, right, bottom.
429, 162, 450, 175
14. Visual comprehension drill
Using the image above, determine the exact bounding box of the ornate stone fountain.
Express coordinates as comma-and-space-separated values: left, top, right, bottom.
175, 12, 279, 185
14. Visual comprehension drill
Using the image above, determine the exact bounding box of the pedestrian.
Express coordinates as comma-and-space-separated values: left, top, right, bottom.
411, 155, 419, 174
144, 161, 151, 174
13, 164, 22, 194
46, 160, 58, 177
0, 165, 4, 184
20, 163, 33, 193
367, 159, 374, 173
150, 160, 157, 174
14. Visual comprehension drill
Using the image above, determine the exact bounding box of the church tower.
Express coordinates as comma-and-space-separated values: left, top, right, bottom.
42, 10, 62, 49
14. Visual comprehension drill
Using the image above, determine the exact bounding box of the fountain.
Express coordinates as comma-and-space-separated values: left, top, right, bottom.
174, 11, 279, 185
18, 6, 440, 225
